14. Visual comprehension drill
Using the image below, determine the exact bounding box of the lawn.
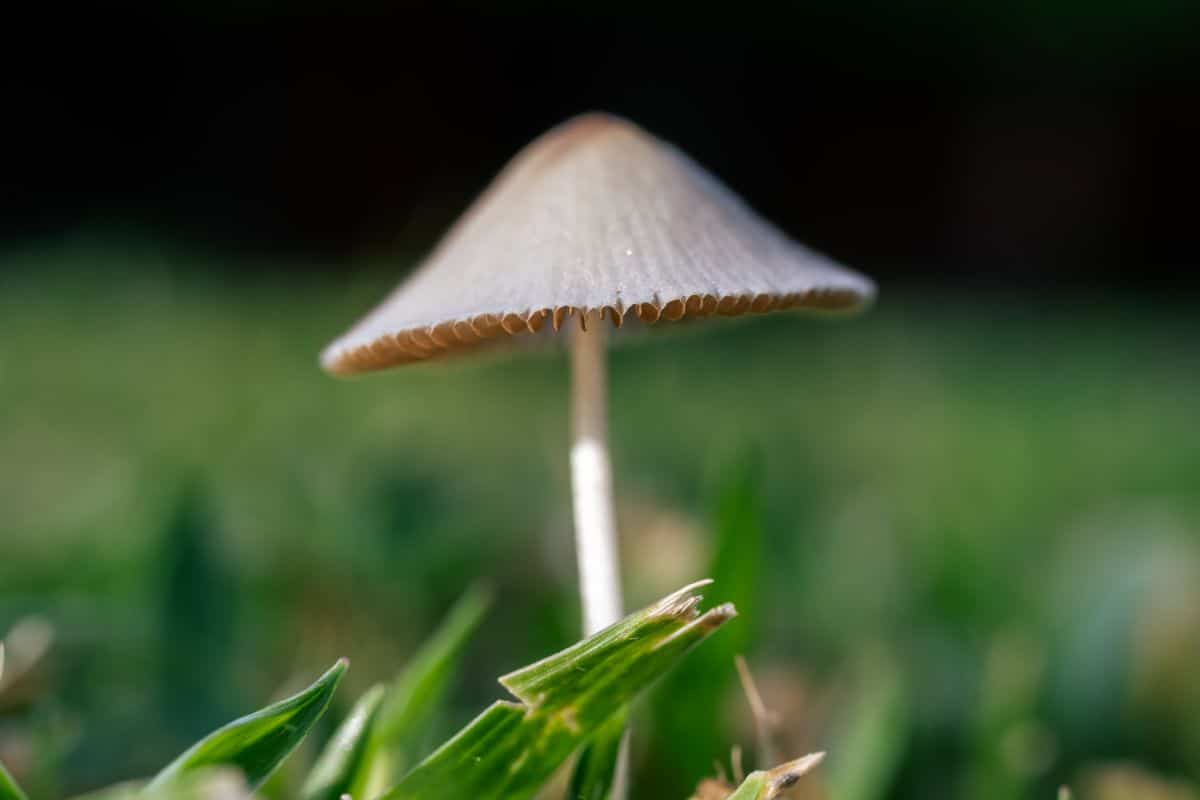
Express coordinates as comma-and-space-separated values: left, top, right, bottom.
1, 236, 1198, 799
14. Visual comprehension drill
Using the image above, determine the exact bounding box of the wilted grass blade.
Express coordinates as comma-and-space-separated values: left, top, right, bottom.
568, 706, 628, 800
724, 753, 825, 800
149, 659, 347, 792
0, 760, 29, 800
379, 581, 736, 800
301, 683, 385, 800
348, 584, 491, 798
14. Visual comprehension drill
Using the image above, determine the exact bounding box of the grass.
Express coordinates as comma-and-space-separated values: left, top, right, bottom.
1, 236, 1199, 797
3, 583, 741, 800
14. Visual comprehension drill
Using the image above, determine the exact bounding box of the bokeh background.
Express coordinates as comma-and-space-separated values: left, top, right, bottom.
2, 3, 1199, 798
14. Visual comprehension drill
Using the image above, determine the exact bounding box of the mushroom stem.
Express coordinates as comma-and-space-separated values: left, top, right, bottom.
569, 314, 623, 635
570, 314, 630, 800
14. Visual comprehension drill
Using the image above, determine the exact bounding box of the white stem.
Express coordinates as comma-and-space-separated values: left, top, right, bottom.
569, 314, 623, 635
569, 313, 629, 800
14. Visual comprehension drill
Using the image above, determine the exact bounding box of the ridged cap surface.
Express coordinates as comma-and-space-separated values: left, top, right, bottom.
322, 113, 875, 374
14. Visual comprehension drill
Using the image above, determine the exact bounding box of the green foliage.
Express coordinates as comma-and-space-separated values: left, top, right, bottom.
568, 707, 628, 800
380, 581, 735, 800
724, 753, 825, 800
71, 769, 247, 800
0, 761, 29, 800
725, 774, 769, 800
652, 453, 765, 795
6, 574, 742, 800
148, 660, 346, 792
67, 582, 732, 800
708, 452, 766, 652
7, 250, 1200, 795
965, 634, 1046, 800
348, 584, 492, 798
1, 645, 30, 800
825, 650, 910, 800
159, 484, 236, 740
301, 683, 385, 800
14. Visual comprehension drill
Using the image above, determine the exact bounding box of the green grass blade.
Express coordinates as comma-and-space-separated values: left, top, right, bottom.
964, 635, 1045, 800
379, 581, 736, 800
70, 769, 248, 800
301, 683, 386, 800
824, 650, 909, 800
158, 485, 236, 745
0, 760, 30, 800
568, 707, 628, 800
349, 584, 491, 798
723, 753, 825, 800
724, 774, 768, 800
708, 453, 765, 652
149, 659, 347, 792
373, 584, 491, 747
653, 453, 764, 794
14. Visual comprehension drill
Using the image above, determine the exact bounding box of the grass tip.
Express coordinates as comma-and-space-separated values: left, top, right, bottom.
652, 579, 717, 619
766, 751, 825, 794
704, 602, 738, 625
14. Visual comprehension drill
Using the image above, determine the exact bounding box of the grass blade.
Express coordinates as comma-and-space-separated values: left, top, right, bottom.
149, 659, 347, 792
379, 581, 736, 800
158, 485, 236, 744
824, 650, 909, 800
0, 761, 29, 800
568, 707, 629, 800
348, 584, 491, 798
301, 683, 386, 800
723, 753, 825, 800
70, 770, 250, 800
652, 453, 764, 795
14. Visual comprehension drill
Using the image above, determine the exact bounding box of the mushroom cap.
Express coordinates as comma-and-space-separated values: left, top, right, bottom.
322, 112, 875, 375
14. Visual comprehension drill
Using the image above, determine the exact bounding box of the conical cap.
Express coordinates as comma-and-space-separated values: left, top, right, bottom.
322, 113, 875, 374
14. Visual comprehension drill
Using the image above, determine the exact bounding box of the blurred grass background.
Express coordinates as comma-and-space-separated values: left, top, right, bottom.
2, 235, 1197, 799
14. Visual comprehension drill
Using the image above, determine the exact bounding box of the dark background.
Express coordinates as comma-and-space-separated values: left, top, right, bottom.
5, 1, 1199, 288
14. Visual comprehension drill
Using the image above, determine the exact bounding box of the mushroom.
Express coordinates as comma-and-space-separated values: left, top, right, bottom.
321, 112, 875, 638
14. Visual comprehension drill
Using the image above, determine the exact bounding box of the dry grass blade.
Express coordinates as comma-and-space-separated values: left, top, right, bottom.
736, 655, 781, 768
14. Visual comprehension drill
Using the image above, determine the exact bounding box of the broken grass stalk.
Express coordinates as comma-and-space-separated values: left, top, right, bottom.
380, 581, 735, 800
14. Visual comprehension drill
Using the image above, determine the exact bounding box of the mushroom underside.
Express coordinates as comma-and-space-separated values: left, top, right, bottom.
325, 286, 866, 375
